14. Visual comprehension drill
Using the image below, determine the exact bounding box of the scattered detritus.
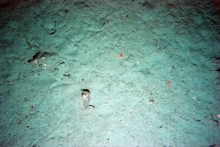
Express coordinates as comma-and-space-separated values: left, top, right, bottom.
74, 1, 90, 7
149, 98, 155, 104
49, 28, 56, 35
139, 0, 153, 8
27, 51, 58, 63
64, 9, 69, 13
63, 74, 70, 78
17, 105, 35, 125
102, 20, 109, 27
59, 62, 65, 65
211, 114, 219, 126
17, 115, 28, 125
24, 38, 39, 50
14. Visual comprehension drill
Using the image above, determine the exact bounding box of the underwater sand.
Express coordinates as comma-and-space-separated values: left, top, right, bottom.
0, 0, 219, 146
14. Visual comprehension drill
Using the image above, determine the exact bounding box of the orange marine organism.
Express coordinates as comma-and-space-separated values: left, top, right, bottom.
166, 81, 171, 84
118, 52, 123, 58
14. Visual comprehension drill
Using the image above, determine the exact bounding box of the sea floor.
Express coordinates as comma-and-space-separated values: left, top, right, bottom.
0, 0, 219, 146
